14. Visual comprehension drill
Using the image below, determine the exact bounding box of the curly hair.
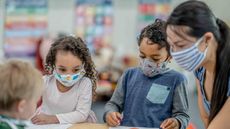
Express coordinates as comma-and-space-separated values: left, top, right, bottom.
137, 19, 170, 55
45, 36, 97, 100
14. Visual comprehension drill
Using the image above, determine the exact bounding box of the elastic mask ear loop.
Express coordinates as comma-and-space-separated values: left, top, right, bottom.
195, 37, 204, 47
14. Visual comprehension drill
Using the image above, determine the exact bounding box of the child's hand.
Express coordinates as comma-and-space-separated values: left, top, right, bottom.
31, 113, 59, 125
105, 112, 122, 127
160, 118, 180, 129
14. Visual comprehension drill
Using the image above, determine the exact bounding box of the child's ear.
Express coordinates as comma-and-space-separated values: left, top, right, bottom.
17, 99, 27, 113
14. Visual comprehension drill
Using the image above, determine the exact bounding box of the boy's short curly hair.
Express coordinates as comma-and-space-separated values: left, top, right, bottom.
137, 19, 170, 55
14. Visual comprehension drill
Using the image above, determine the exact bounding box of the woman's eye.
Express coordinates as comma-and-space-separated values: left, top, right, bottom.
178, 45, 185, 48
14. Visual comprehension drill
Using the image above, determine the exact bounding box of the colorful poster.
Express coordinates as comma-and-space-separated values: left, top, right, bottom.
4, 0, 47, 58
75, 0, 113, 53
138, 0, 171, 32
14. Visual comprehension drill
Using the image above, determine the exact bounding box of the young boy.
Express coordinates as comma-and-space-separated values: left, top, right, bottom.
104, 19, 190, 129
0, 60, 43, 129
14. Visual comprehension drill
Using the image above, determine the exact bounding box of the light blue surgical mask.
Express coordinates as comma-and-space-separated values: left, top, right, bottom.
171, 37, 208, 72
53, 69, 85, 87
140, 58, 169, 77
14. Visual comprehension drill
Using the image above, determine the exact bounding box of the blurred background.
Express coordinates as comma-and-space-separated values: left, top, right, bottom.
0, 0, 230, 129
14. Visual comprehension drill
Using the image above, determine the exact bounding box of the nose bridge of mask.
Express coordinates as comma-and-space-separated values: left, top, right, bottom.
65, 75, 72, 80
145, 58, 158, 67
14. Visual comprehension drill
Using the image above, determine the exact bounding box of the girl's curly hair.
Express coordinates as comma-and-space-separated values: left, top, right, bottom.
45, 36, 97, 100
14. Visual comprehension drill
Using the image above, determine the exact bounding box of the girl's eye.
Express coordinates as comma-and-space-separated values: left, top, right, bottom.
74, 69, 81, 73
58, 68, 66, 72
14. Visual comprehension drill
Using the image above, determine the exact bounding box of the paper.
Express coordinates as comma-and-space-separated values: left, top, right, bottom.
26, 124, 72, 129
109, 126, 159, 129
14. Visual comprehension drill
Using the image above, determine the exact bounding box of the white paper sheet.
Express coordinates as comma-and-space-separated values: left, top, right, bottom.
26, 124, 72, 129
109, 126, 159, 129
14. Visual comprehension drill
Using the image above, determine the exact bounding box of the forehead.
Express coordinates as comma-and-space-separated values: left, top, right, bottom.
166, 25, 195, 43
55, 50, 82, 66
139, 37, 165, 55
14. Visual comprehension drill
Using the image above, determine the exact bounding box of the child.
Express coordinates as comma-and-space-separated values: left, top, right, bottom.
0, 60, 43, 129
31, 36, 97, 124
104, 19, 190, 129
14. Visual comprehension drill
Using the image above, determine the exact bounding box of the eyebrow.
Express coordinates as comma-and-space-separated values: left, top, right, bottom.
169, 26, 195, 45
74, 65, 83, 69
173, 39, 186, 46
57, 65, 82, 68
139, 50, 161, 58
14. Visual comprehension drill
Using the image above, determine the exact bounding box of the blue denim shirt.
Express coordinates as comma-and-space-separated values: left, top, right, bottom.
104, 67, 189, 129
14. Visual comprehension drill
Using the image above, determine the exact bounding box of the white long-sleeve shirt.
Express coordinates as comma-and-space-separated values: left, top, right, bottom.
39, 75, 96, 124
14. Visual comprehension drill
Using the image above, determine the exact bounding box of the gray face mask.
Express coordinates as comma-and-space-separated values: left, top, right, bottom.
139, 58, 169, 77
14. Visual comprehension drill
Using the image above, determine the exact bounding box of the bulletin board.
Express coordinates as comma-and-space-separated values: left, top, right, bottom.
137, 0, 171, 33
4, 0, 48, 58
74, 0, 113, 53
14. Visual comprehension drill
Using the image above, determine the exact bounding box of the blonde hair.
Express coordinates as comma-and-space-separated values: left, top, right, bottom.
0, 59, 43, 110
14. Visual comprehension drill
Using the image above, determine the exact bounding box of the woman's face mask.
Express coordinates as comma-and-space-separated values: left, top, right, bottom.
170, 37, 208, 72
53, 69, 85, 87
140, 58, 169, 77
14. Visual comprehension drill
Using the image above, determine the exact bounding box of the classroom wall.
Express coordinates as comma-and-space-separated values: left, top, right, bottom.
0, 0, 5, 61
0, 0, 230, 60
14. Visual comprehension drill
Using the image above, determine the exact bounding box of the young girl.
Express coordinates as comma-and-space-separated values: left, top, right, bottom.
31, 36, 97, 124
104, 19, 190, 129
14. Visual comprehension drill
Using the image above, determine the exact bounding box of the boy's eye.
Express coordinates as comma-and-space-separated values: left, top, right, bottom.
153, 59, 160, 62
139, 55, 145, 59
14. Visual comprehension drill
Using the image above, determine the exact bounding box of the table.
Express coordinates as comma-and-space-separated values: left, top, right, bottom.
69, 123, 109, 129
69, 123, 159, 129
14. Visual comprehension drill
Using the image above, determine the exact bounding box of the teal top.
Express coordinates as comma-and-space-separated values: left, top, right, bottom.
194, 67, 230, 114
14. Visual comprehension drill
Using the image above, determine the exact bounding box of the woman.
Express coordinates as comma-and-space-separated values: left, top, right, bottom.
166, 1, 230, 129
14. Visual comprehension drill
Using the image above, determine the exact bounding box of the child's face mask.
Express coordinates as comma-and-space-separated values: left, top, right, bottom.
53, 69, 85, 87
140, 58, 168, 77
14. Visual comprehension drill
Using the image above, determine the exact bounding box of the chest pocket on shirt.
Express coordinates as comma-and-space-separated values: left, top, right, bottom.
146, 83, 171, 104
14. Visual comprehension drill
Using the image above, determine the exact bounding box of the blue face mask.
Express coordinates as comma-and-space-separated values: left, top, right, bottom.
140, 58, 169, 77
171, 37, 208, 72
53, 69, 85, 87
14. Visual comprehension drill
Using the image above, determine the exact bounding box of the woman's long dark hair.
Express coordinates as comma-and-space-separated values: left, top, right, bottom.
167, 0, 230, 123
